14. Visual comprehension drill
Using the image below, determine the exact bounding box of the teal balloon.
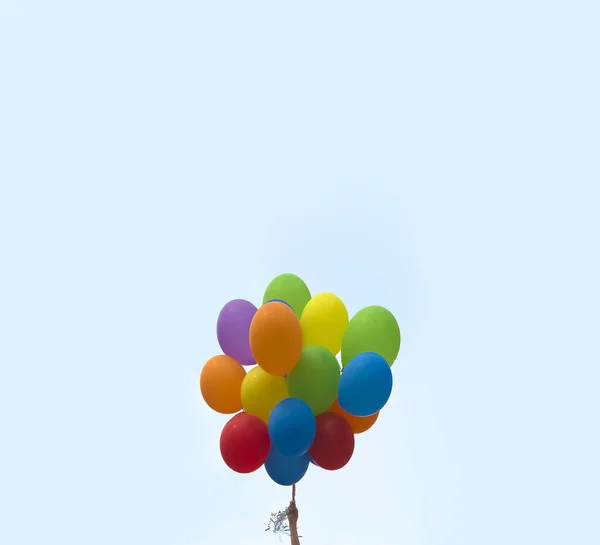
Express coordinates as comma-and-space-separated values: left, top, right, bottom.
286, 345, 340, 415
263, 273, 311, 318
341, 306, 400, 367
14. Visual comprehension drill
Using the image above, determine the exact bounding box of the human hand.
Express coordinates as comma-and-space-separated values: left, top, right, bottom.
287, 500, 298, 527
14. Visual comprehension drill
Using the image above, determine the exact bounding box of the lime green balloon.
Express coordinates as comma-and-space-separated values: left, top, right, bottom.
263, 273, 311, 318
341, 306, 401, 367
286, 345, 340, 415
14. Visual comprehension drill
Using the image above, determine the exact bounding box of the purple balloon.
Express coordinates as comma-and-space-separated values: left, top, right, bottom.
217, 299, 257, 366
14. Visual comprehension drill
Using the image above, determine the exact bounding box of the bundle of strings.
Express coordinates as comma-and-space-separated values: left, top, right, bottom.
265, 484, 302, 540
265, 508, 292, 536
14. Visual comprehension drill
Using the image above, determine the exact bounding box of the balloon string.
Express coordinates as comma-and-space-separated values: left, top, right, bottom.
292, 484, 296, 502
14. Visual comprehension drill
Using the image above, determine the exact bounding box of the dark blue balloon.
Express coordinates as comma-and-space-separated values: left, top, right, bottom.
268, 398, 316, 456
266, 299, 293, 309
265, 448, 310, 486
338, 352, 393, 417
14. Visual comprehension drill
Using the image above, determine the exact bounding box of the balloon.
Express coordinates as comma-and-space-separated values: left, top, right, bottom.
241, 366, 288, 423
286, 345, 340, 415
341, 306, 401, 367
216, 299, 257, 366
329, 399, 379, 434
268, 398, 316, 457
338, 352, 393, 417
300, 292, 349, 354
263, 273, 311, 318
265, 448, 310, 486
220, 413, 270, 473
265, 299, 293, 309
249, 302, 302, 376
200, 355, 246, 414
309, 412, 354, 470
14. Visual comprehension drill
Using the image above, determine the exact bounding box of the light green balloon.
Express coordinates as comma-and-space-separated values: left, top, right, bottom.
262, 273, 311, 318
286, 345, 340, 415
341, 306, 401, 367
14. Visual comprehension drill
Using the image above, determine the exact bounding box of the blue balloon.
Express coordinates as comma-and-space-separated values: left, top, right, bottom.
268, 398, 316, 456
338, 352, 393, 417
266, 299, 293, 309
265, 448, 310, 486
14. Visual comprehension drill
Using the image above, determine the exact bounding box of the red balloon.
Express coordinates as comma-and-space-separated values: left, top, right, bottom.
309, 412, 355, 470
220, 412, 270, 473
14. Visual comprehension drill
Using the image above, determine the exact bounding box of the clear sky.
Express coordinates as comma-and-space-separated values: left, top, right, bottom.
1, 1, 598, 544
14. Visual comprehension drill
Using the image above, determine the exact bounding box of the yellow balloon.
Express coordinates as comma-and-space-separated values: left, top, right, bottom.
300, 292, 349, 354
241, 367, 288, 423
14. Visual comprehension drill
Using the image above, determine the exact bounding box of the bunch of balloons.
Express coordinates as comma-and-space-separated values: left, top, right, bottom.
200, 273, 401, 486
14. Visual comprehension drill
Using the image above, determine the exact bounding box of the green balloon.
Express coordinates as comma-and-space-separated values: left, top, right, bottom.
286, 345, 340, 415
341, 306, 401, 367
262, 273, 311, 318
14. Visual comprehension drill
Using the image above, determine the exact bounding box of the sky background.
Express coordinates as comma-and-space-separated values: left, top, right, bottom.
1, 1, 599, 544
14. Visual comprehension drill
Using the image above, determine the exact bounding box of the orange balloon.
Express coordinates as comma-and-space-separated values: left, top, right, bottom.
249, 302, 303, 376
329, 399, 379, 434
200, 355, 247, 414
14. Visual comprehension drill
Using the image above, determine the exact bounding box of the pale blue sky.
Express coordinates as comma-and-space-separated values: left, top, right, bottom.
1, 1, 598, 544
